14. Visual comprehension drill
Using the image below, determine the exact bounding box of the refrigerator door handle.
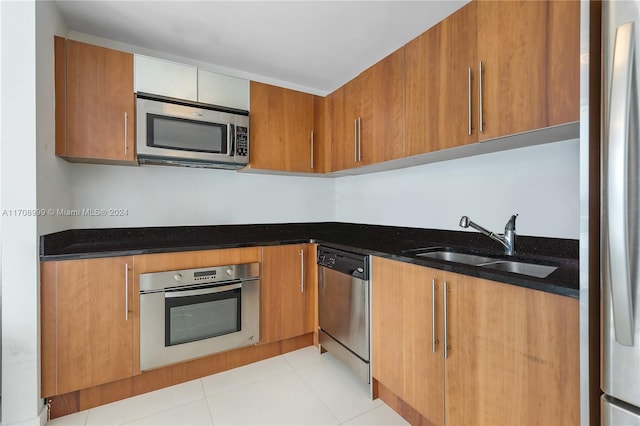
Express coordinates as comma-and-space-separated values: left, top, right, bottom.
606, 21, 636, 347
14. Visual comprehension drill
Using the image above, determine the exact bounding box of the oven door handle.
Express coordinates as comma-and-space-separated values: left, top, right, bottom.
165, 282, 241, 298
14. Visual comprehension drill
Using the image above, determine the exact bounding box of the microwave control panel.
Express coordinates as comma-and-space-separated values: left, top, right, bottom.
236, 126, 248, 157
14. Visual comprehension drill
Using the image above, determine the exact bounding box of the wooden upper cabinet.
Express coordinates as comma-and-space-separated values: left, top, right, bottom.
261, 244, 310, 343
248, 81, 315, 173
405, 3, 478, 156
404, 22, 442, 156
55, 37, 136, 164
405, 0, 579, 155
41, 256, 135, 396
437, 2, 478, 149
331, 49, 404, 171
476, 0, 580, 140
313, 96, 331, 173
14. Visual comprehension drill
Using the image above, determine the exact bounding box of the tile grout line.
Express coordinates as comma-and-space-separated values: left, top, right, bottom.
200, 378, 216, 426
203, 355, 295, 402
291, 359, 343, 426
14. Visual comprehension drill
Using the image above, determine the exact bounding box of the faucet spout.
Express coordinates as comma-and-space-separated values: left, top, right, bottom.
459, 214, 518, 256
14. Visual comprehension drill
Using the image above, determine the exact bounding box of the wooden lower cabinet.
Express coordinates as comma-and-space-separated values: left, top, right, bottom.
261, 244, 316, 343
372, 256, 579, 425
43, 246, 319, 419
41, 256, 135, 397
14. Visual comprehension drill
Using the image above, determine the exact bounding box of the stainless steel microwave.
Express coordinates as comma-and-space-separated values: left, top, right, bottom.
136, 93, 249, 169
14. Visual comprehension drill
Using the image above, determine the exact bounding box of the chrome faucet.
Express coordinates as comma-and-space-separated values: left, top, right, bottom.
459, 214, 518, 256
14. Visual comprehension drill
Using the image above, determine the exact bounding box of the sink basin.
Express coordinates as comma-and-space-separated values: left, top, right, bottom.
403, 247, 558, 279
416, 251, 497, 265
478, 260, 558, 278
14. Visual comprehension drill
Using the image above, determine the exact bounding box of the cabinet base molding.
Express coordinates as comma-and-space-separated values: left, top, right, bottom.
373, 379, 435, 426
46, 333, 313, 419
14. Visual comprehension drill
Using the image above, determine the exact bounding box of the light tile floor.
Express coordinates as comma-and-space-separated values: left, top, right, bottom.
47, 346, 409, 426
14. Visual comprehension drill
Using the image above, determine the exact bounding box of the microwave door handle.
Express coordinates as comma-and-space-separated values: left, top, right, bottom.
227, 123, 235, 157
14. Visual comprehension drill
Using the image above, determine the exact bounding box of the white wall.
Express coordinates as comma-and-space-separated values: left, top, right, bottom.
67, 164, 335, 228
0, 1, 45, 424
36, 1, 70, 236
336, 139, 580, 239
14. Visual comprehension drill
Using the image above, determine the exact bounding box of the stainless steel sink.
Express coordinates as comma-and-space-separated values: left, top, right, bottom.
404, 248, 558, 279
477, 260, 558, 278
416, 251, 497, 265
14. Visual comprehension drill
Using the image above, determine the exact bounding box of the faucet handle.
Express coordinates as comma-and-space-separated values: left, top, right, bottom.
505, 214, 518, 231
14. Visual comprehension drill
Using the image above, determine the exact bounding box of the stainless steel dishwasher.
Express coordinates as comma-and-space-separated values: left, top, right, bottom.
317, 245, 370, 383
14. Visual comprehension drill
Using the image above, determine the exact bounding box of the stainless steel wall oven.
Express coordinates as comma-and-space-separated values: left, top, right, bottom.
139, 262, 259, 371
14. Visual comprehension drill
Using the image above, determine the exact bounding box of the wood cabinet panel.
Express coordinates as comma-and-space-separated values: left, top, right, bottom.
404, 23, 441, 156
445, 274, 580, 425
249, 81, 315, 172
261, 244, 310, 343
331, 49, 404, 171
313, 96, 331, 173
476, 0, 579, 140
60, 38, 135, 163
133, 247, 260, 274
372, 257, 405, 397
546, 0, 581, 126
372, 257, 579, 425
329, 85, 350, 171
437, 2, 478, 149
372, 257, 443, 425
41, 261, 58, 397
52, 256, 134, 395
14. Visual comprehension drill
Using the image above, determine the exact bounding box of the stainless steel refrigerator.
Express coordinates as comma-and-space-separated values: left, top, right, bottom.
602, 1, 640, 424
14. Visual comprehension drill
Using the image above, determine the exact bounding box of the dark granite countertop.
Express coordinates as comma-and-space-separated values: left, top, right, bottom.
40, 222, 579, 298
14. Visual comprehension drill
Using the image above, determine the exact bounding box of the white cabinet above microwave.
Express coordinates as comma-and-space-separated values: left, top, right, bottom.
134, 55, 249, 111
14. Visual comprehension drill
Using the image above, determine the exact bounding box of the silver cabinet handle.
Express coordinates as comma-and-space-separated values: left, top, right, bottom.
357, 117, 362, 162
353, 118, 358, 162
478, 61, 484, 133
300, 248, 305, 293
606, 21, 636, 346
124, 263, 129, 321
124, 112, 128, 156
468, 67, 472, 135
432, 278, 438, 353
443, 281, 449, 359
310, 130, 314, 170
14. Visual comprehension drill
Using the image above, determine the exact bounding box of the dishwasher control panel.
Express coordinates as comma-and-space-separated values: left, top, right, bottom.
317, 246, 369, 280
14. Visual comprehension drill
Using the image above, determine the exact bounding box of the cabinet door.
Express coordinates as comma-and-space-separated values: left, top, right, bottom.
331, 50, 404, 170
330, 81, 359, 171
360, 48, 404, 164
405, 2, 478, 155
372, 257, 444, 425
404, 23, 442, 156
134, 55, 197, 101
198, 69, 249, 111
445, 273, 580, 425
249, 82, 315, 172
437, 2, 478, 149
55, 256, 134, 395
313, 96, 331, 173
63, 39, 135, 163
261, 244, 308, 343
476, 0, 579, 140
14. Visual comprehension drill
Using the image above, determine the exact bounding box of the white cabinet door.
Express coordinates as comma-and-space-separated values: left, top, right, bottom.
197, 70, 249, 111
134, 55, 197, 101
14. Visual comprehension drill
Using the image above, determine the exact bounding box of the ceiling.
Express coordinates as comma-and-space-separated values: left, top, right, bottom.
53, 1, 467, 95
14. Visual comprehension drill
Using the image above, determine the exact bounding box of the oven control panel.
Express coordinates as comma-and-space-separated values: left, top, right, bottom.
139, 262, 260, 293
